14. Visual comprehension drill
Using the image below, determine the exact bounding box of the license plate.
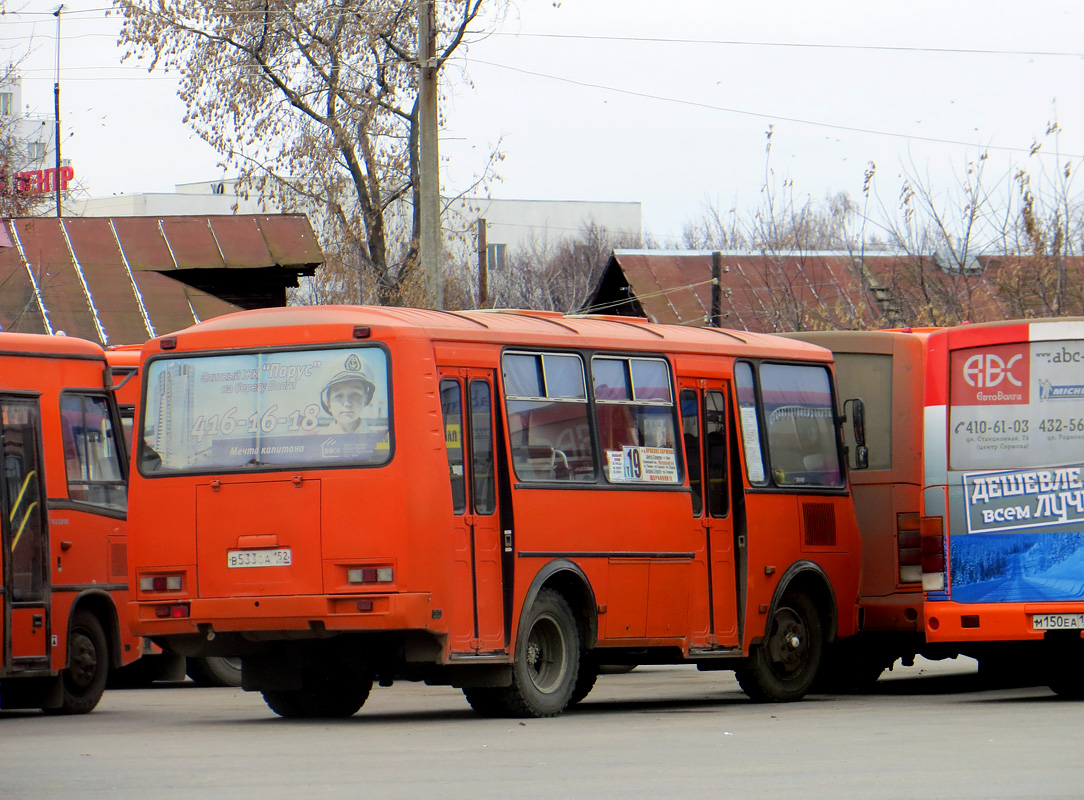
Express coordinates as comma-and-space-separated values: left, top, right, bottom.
1032, 613, 1084, 630
227, 548, 292, 569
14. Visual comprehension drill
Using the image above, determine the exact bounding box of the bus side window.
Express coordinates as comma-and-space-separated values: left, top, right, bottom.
2, 397, 46, 602
704, 390, 729, 517
59, 393, 126, 511
680, 389, 702, 515
469, 380, 495, 515
503, 352, 595, 482
440, 379, 467, 514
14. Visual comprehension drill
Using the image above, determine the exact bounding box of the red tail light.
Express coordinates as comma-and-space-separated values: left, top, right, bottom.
919, 515, 946, 591
897, 512, 922, 583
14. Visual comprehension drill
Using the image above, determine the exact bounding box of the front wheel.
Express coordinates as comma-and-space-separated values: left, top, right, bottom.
44, 610, 109, 715
736, 592, 824, 703
464, 588, 579, 718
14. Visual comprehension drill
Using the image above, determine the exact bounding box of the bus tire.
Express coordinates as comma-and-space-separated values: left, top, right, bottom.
467, 588, 580, 718
568, 653, 599, 706
187, 656, 243, 687
262, 666, 372, 718
44, 610, 109, 715
736, 592, 823, 703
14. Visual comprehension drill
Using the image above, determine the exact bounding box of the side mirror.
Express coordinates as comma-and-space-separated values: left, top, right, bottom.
843, 397, 868, 471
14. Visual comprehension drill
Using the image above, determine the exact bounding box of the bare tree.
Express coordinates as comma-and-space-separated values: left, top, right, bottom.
459, 222, 644, 313
117, 0, 500, 307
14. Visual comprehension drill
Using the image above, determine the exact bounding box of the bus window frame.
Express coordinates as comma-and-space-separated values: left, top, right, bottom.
502, 349, 596, 485
58, 389, 129, 515
136, 341, 396, 478
736, 359, 849, 495
590, 353, 682, 487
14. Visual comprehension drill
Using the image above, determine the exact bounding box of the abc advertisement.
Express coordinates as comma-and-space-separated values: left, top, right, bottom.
949, 341, 1084, 604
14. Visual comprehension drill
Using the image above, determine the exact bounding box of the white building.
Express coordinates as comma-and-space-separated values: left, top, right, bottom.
1, 76, 68, 204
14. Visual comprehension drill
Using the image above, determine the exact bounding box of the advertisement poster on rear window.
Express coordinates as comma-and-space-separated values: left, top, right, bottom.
949, 339, 1084, 604
141, 348, 390, 472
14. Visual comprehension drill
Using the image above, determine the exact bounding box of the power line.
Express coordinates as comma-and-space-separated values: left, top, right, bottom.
474, 30, 1084, 59
463, 58, 1076, 159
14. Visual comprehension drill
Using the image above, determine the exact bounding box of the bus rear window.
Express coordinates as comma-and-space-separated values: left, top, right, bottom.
140, 347, 391, 474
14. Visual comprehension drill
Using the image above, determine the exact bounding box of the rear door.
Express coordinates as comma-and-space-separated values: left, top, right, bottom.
440, 370, 507, 655
680, 382, 741, 648
1, 396, 51, 673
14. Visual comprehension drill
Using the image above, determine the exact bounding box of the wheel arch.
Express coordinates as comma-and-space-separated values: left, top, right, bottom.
764, 561, 839, 647
520, 559, 597, 650
66, 589, 123, 669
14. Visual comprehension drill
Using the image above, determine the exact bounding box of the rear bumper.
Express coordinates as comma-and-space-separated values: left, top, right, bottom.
925, 601, 1084, 643
128, 592, 439, 637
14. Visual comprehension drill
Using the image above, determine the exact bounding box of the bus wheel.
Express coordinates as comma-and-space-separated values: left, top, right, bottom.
187, 656, 243, 687
1045, 638, 1084, 699
466, 588, 580, 718
568, 653, 599, 706
44, 610, 109, 715
736, 592, 823, 703
262, 666, 372, 718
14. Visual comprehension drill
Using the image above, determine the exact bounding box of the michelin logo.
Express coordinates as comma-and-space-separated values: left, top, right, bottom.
1039, 379, 1084, 401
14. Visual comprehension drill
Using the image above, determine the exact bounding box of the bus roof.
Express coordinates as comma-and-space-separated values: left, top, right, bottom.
144, 305, 835, 363
0, 331, 106, 360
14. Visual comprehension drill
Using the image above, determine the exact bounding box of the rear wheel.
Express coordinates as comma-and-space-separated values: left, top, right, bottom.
736, 592, 823, 703
262, 665, 372, 718
187, 656, 243, 687
1045, 637, 1084, 699
44, 610, 109, 715
463, 588, 579, 718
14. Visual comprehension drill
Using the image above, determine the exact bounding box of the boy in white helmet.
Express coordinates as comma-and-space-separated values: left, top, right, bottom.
320, 357, 376, 433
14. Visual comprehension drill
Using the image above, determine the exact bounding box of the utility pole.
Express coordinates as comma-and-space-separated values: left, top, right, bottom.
710, 251, 722, 327
418, 1, 442, 308
477, 218, 488, 307
53, 4, 64, 218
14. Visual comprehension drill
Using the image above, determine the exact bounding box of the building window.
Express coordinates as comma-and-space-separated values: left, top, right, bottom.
27, 141, 48, 161
486, 243, 506, 272
0, 93, 12, 116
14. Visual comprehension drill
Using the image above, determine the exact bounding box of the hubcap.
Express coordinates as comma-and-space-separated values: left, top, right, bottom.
526, 614, 567, 693
766, 607, 808, 678
68, 630, 98, 689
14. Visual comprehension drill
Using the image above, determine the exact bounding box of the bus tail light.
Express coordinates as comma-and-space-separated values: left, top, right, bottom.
155, 604, 190, 619
347, 567, 394, 584
140, 575, 182, 592
897, 512, 922, 584
920, 515, 946, 592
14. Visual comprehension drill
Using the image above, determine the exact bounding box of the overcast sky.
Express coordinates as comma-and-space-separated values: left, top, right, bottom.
8, 0, 1084, 243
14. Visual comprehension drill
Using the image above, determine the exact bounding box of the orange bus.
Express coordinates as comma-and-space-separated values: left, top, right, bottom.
127, 306, 863, 718
105, 344, 242, 688
794, 320, 1084, 695
0, 332, 139, 713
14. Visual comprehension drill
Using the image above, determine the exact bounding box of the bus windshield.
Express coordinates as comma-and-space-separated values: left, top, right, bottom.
139, 346, 391, 473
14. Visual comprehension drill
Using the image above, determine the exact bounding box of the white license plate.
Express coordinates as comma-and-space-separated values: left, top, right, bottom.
227, 548, 292, 569
1032, 613, 1084, 630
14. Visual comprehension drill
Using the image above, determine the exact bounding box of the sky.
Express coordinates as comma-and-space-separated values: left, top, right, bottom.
6, 0, 1084, 244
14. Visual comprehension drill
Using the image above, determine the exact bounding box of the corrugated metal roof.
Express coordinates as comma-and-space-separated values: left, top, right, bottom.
0, 215, 323, 344
587, 250, 1076, 331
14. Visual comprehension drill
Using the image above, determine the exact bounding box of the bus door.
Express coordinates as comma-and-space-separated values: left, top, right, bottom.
1, 396, 51, 673
440, 370, 507, 655
679, 383, 740, 648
